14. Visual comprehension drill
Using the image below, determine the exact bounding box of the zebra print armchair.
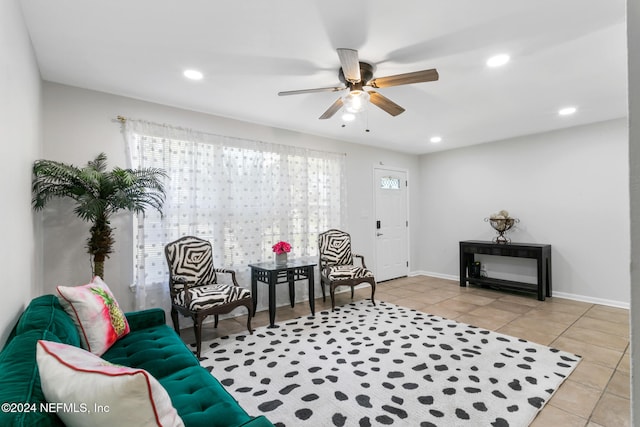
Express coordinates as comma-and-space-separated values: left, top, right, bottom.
164, 236, 253, 358
318, 229, 376, 310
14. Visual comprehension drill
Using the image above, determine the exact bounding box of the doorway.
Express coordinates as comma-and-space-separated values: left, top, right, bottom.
373, 167, 409, 281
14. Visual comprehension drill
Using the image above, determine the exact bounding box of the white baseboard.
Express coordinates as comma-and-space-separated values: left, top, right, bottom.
550, 291, 629, 310
409, 271, 629, 310
410, 270, 458, 281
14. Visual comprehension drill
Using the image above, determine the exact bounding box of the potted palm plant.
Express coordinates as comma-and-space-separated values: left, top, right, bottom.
32, 152, 167, 279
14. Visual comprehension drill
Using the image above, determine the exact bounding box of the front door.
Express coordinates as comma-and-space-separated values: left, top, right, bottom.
374, 168, 409, 281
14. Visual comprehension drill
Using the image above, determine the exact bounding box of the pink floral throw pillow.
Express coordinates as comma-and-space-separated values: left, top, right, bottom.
36, 340, 184, 427
57, 276, 130, 356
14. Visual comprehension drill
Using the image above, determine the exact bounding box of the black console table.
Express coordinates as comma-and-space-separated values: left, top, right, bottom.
459, 240, 552, 301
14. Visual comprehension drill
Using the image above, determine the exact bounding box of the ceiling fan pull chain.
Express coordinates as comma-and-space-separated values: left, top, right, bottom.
366, 109, 370, 133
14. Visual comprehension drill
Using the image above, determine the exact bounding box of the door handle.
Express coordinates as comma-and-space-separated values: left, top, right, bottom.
376, 232, 384, 236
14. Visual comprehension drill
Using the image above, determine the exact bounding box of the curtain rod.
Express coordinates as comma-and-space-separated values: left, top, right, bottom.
114, 115, 347, 156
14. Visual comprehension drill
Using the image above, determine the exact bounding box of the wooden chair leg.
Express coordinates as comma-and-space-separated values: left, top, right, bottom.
214, 314, 219, 328
330, 285, 336, 311
193, 315, 203, 359
370, 281, 376, 306
320, 280, 326, 302
350, 286, 354, 299
170, 307, 180, 334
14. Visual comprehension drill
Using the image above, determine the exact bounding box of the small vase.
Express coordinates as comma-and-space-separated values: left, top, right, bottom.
275, 252, 288, 265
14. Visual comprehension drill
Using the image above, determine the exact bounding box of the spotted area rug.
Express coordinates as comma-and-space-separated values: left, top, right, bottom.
199, 301, 581, 426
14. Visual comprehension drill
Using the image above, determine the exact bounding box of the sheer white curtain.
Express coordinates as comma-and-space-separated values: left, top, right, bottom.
124, 119, 347, 312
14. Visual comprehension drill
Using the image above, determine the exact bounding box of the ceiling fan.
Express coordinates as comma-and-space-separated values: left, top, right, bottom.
278, 48, 439, 120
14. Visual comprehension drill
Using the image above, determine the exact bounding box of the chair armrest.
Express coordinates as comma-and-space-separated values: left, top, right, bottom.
353, 254, 368, 269
319, 256, 331, 275
169, 275, 193, 306
171, 275, 190, 287
215, 268, 239, 286
124, 308, 166, 332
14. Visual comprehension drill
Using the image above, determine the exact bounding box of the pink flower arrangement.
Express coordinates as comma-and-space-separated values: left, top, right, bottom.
272, 241, 291, 255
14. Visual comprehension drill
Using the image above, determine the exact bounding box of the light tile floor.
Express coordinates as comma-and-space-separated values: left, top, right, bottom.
183, 275, 630, 427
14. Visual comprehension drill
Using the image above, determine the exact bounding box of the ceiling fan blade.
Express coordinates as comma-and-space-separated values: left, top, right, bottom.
337, 48, 361, 83
319, 97, 344, 120
368, 91, 405, 116
278, 86, 346, 96
369, 68, 439, 88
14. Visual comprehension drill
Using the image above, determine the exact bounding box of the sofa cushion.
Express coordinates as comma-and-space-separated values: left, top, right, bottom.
14, 294, 81, 347
36, 340, 184, 427
0, 330, 64, 427
124, 307, 167, 332
160, 366, 254, 427
102, 322, 200, 379
57, 276, 130, 355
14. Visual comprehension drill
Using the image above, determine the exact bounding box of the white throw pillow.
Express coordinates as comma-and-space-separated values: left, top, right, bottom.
57, 276, 130, 355
36, 340, 184, 427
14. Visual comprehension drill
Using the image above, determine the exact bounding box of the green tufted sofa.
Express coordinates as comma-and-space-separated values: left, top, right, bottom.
0, 294, 274, 427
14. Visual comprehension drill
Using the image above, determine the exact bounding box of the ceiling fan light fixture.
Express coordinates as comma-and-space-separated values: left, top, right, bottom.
342, 90, 370, 113
279, 48, 439, 120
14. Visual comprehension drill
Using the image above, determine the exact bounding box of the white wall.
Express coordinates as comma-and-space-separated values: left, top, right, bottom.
41, 82, 421, 312
627, 0, 639, 421
418, 119, 630, 307
0, 0, 43, 345
41, 82, 631, 314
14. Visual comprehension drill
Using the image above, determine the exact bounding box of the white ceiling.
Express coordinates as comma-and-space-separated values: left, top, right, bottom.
19, 0, 628, 154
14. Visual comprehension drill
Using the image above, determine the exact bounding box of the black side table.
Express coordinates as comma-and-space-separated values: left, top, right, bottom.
248, 259, 317, 327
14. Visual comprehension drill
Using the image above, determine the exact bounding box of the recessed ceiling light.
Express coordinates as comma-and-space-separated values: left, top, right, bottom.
183, 69, 203, 80
486, 54, 510, 68
430, 136, 442, 143
558, 106, 577, 116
